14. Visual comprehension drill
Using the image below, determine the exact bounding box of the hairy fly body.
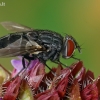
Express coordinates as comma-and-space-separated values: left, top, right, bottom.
0, 22, 81, 71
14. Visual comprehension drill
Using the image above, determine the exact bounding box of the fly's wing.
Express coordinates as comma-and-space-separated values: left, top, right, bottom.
0, 21, 33, 32
0, 34, 43, 57
0, 38, 26, 57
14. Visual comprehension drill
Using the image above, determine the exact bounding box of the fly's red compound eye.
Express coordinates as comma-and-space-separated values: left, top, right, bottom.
62, 37, 75, 58
67, 39, 75, 57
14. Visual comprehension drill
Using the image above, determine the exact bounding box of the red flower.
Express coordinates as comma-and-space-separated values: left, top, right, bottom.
0, 60, 99, 100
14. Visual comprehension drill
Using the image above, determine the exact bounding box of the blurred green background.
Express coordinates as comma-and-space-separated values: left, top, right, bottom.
0, 0, 100, 77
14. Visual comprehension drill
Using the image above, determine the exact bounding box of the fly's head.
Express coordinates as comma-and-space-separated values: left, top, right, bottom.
62, 35, 81, 59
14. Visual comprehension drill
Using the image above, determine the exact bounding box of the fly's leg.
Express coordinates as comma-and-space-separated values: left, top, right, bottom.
24, 54, 56, 75
50, 51, 69, 67
39, 57, 56, 76
45, 63, 56, 76
10, 57, 29, 81
24, 53, 54, 74
52, 60, 68, 68
44, 49, 68, 68
38, 57, 51, 70
71, 56, 80, 61
58, 60, 68, 67
36, 52, 56, 76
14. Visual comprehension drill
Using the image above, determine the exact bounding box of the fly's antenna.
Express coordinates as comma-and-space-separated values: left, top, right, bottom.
63, 33, 69, 42
77, 42, 85, 53
79, 43, 85, 50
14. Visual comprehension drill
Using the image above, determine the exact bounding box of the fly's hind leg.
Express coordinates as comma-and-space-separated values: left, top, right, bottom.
36, 52, 56, 76
10, 57, 30, 81
52, 60, 68, 68
57, 60, 69, 67
40, 58, 56, 76
50, 51, 69, 68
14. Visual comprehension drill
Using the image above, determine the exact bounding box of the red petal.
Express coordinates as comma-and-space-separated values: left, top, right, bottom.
35, 89, 60, 100
3, 76, 22, 100
35, 89, 52, 100
75, 67, 86, 82
56, 74, 69, 98
96, 76, 100, 99
70, 61, 83, 77
27, 62, 45, 89
48, 92, 60, 100
84, 70, 94, 82
81, 82, 98, 100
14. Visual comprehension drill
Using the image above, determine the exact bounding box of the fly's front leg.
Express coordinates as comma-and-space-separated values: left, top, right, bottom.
71, 56, 80, 61
37, 53, 56, 76
51, 52, 69, 67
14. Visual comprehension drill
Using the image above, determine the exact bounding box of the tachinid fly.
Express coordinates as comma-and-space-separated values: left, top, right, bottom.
0, 21, 81, 72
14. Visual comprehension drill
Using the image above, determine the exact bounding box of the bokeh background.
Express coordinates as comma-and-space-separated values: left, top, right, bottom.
0, 0, 100, 77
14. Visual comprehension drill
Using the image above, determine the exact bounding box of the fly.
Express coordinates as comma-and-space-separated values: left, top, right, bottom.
0, 21, 81, 76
